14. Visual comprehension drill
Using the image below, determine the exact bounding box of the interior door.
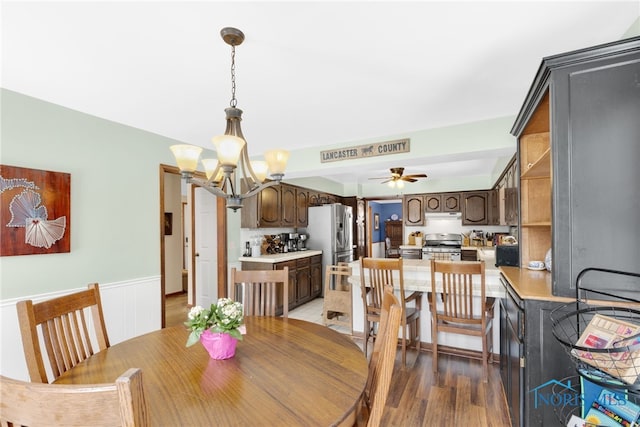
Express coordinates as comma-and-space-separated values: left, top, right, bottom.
194, 186, 218, 307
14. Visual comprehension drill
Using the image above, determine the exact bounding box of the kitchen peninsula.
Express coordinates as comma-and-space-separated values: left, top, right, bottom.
348, 259, 505, 354
239, 250, 323, 313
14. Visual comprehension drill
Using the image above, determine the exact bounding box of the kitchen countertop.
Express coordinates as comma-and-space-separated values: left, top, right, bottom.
348, 258, 505, 298
238, 250, 322, 263
499, 266, 573, 303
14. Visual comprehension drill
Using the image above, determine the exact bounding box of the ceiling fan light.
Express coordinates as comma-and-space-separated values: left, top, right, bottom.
387, 180, 395, 188
397, 180, 405, 189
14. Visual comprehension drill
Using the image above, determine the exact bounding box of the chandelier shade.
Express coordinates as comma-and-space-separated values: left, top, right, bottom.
169, 27, 289, 211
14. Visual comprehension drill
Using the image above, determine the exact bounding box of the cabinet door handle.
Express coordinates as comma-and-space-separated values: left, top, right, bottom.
520, 357, 526, 368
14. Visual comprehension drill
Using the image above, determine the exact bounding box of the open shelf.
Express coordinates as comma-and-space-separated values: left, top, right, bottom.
521, 148, 550, 179
521, 222, 552, 227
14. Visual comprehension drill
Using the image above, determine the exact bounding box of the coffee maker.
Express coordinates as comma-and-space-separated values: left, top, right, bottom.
288, 233, 299, 252
298, 233, 308, 250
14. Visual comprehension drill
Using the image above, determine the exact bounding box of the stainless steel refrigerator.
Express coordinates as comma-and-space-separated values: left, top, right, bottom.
306, 204, 354, 292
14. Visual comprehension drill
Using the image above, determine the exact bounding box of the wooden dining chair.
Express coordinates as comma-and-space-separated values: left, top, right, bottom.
230, 267, 289, 317
0, 368, 149, 426
322, 263, 353, 334
429, 259, 495, 382
355, 286, 401, 427
16, 282, 110, 383
359, 257, 421, 367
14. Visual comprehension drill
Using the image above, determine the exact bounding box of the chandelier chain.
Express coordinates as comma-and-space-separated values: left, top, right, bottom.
230, 45, 237, 108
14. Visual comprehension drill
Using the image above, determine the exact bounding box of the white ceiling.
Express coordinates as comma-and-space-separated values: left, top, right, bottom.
2, 1, 638, 187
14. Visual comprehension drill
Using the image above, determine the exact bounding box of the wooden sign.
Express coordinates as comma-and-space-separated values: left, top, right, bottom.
320, 138, 410, 163
0, 165, 71, 256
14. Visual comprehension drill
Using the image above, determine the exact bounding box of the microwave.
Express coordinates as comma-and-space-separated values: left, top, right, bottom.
495, 244, 519, 267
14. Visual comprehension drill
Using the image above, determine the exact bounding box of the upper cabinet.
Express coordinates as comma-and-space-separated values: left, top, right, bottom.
403, 195, 424, 226
461, 191, 489, 225
426, 193, 461, 213
241, 183, 310, 228
442, 193, 461, 212
511, 36, 640, 297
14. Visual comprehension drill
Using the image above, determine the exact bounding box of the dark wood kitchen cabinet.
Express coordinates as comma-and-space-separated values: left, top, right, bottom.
488, 189, 500, 225
241, 184, 308, 228
241, 253, 322, 314
504, 159, 518, 226
461, 191, 488, 225
281, 185, 297, 227
442, 193, 461, 212
295, 189, 308, 227
403, 194, 424, 226
424, 194, 441, 212
295, 257, 312, 304
310, 255, 322, 296
425, 192, 461, 213
511, 36, 640, 296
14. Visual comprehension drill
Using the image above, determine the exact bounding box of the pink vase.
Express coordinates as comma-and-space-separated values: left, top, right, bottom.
199, 329, 237, 360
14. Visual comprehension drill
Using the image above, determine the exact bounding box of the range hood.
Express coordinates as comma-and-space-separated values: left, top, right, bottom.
424, 212, 462, 218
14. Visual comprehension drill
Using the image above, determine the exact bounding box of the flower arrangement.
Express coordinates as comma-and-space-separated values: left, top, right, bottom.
185, 298, 244, 347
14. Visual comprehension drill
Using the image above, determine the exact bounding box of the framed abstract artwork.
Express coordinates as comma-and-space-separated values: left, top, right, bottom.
0, 165, 71, 256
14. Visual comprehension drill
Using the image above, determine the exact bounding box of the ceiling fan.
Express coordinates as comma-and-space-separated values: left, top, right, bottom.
369, 167, 428, 187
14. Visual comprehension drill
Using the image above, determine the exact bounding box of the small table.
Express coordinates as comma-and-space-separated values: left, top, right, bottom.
55, 317, 367, 426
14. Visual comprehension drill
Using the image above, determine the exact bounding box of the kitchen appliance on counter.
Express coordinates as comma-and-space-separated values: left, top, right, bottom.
298, 233, 308, 250
288, 233, 299, 252
495, 244, 519, 267
306, 204, 354, 291
422, 233, 462, 261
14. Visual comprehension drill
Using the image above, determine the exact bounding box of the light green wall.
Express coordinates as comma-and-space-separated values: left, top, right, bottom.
284, 116, 517, 197
0, 89, 181, 299
622, 17, 640, 38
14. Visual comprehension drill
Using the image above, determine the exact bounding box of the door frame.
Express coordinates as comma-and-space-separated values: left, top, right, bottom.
159, 164, 228, 328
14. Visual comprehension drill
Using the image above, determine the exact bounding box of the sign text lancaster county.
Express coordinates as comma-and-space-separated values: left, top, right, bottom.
320, 139, 410, 163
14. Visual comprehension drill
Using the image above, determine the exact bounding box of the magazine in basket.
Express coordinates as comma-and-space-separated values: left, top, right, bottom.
573, 313, 640, 385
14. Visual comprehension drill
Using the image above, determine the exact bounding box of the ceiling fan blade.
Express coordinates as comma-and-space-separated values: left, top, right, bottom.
403, 174, 428, 179
401, 177, 418, 182
380, 179, 392, 184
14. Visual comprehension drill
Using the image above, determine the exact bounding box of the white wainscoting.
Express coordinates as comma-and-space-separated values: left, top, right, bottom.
0, 276, 161, 381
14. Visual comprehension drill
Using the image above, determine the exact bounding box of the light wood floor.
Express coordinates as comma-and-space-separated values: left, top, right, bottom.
165, 292, 189, 328
164, 294, 512, 426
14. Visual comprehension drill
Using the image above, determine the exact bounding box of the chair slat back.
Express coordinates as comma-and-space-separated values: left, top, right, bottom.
16, 283, 110, 383
360, 257, 406, 315
0, 368, 149, 427
231, 267, 289, 318
430, 260, 486, 324
364, 287, 401, 427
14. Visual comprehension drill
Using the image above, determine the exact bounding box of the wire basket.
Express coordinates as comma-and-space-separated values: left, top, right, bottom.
551, 268, 640, 395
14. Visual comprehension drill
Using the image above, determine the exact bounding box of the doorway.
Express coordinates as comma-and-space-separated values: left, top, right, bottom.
159, 164, 228, 328
364, 197, 403, 258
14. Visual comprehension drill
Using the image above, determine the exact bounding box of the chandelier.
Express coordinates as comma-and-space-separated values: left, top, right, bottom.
170, 27, 289, 211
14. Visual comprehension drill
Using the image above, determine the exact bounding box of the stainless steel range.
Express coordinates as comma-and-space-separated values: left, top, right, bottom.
422, 233, 462, 261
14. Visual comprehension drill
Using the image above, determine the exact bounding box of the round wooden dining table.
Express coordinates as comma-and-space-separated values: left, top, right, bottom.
55, 316, 368, 426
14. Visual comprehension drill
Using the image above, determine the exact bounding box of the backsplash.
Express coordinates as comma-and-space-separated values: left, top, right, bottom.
404, 218, 512, 245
